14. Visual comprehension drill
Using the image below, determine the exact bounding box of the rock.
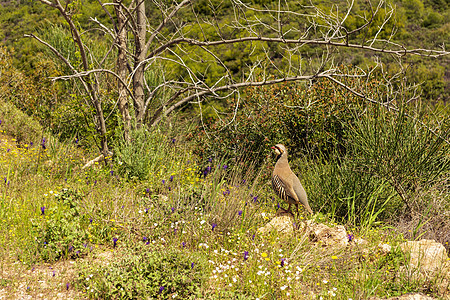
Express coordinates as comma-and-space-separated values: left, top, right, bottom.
399, 239, 449, 275
258, 213, 294, 235
353, 238, 369, 246
378, 243, 392, 254
306, 220, 348, 248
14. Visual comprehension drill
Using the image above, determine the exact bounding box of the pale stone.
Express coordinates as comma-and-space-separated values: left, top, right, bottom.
378, 243, 392, 254
400, 239, 449, 275
306, 220, 348, 248
353, 238, 369, 246
258, 213, 295, 235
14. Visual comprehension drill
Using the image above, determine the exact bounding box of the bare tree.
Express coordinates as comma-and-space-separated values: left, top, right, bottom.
28, 0, 449, 156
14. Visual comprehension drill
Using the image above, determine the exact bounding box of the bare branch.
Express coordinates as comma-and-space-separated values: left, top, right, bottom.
148, 36, 449, 60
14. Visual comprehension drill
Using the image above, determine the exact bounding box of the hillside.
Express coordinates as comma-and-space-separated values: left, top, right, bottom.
0, 0, 449, 299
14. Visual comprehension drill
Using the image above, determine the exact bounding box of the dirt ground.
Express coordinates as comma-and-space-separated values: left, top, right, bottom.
0, 252, 113, 300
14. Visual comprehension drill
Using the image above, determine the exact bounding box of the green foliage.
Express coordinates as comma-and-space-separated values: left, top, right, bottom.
348, 105, 450, 212
305, 103, 449, 226
422, 10, 444, 27
0, 100, 43, 146
77, 245, 208, 299
194, 79, 364, 171
400, 0, 425, 20
114, 127, 168, 181
32, 189, 90, 262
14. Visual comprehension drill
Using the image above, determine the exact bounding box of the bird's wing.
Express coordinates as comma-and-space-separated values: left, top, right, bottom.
272, 174, 298, 203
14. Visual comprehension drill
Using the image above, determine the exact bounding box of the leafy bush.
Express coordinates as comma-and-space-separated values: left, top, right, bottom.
0, 100, 43, 146
305, 103, 449, 228
113, 125, 199, 186
348, 106, 449, 213
32, 188, 90, 261
114, 128, 162, 180
193, 79, 364, 170
78, 245, 208, 299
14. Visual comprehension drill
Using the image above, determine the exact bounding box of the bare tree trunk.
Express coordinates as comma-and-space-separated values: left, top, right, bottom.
133, 0, 147, 128
35, 0, 110, 156
115, 1, 132, 142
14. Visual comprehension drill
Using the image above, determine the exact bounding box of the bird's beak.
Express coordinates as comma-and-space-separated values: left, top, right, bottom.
271, 146, 276, 150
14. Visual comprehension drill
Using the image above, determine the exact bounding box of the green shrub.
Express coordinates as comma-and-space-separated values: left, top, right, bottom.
422, 10, 444, 27
348, 106, 449, 213
31, 188, 90, 262
78, 245, 209, 299
0, 100, 43, 145
298, 103, 449, 226
193, 79, 365, 171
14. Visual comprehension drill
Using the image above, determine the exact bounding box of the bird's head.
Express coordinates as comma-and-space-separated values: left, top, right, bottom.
271, 144, 287, 156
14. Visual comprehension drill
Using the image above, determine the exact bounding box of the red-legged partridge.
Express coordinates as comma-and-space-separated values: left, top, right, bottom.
271, 144, 313, 215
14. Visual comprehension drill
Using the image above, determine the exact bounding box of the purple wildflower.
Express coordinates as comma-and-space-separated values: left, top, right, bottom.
253, 196, 258, 202
182, 242, 186, 248
146, 188, 150, 193
223, 165, 228, 170
89, 218, 93, 224
212, 223, 217, 231
162, 179, 165, 184
277, 203, 280, 209
244, 251, 249, 261
171, 138, 176, 143
238, 210, 243, 216
191, 262, 194, 269
113, 237, 118, 248
68, 245, 73, 252
208, 158, 213, 162
252, 234, 255, 240
280, 258, 286, 267
52, 270, 56, 277
159, 286, 164, 294
41, 138, 46, 149
347, 234, 354, 242
170, 175, 174, 182
171, 207, 175, 213
143, 236, 147, 242
110, 170, 114, 176
40, 206, 45, 215
203, 166, 212, 176
66, 283, 70, 290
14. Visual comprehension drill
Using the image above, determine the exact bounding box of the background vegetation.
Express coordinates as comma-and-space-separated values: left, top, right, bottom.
0, 0, 449, 298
